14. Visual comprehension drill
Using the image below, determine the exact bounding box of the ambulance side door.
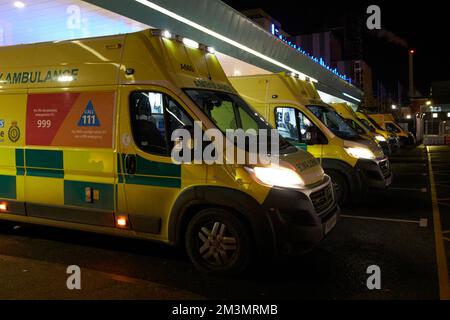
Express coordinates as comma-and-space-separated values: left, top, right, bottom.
118, 86, 200, 239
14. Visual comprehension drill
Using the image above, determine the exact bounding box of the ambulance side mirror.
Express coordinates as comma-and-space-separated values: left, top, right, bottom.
305, 127, 327, 145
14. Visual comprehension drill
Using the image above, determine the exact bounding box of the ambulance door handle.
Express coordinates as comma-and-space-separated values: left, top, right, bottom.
125, 154, 136, 175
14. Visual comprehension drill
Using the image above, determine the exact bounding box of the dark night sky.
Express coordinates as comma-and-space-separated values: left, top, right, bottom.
222, 0, 449, 97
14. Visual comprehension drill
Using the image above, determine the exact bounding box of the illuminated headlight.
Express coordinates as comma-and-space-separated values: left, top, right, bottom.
344, 147, 375, 160
246, 165, 305, 189
375, 135, 386, 142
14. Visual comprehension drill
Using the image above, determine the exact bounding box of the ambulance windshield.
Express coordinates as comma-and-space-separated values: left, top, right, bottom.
184, 89, 294, 152
307, 105, 360, 139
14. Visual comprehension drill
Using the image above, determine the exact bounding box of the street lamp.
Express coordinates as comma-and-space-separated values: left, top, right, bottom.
392, 104, 397, 110
409, 50, 415, 98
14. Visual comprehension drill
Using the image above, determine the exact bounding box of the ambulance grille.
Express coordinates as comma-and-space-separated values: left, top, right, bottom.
310, 183, 334, 216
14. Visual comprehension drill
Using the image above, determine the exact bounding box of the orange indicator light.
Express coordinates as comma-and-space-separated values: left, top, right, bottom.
116, 217, 127, 228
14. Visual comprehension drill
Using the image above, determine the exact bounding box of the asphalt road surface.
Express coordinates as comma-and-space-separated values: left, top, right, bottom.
0, 145, 448, 300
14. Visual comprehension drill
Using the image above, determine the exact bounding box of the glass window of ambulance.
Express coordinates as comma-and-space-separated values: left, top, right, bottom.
274, 107, 327, 146
185, 89, 295, 154
130, 91, 194, 155
343, 118, 367, 136
385, 122, 402, 134
358, 117, 376, 133
307, 105, 360, 140
184, 89, 337, 272
308, 105, 386, 154
366, 115, 384, 131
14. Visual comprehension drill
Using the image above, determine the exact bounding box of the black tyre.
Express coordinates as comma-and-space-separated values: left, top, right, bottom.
185, 208, 251, 274
326, 170, 349, 205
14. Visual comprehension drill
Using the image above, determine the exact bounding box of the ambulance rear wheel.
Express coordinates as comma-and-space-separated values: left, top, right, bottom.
327, 170, 349, 205
185, 208, 251, 274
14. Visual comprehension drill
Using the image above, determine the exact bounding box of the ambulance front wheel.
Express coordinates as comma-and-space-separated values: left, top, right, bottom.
327, 170, 349, 205
185, 208, 251, 274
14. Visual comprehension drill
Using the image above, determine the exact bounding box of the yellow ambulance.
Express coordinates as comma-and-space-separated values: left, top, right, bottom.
230, 73, 392, 204
355, 111, 400, 153
368, 113, 411, 146
0, 29, 339, 274
330, 103, 392, 156
379, 114, 416, 146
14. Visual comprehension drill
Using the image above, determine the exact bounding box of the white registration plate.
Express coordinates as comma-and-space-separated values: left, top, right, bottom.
324, 214, 337, 234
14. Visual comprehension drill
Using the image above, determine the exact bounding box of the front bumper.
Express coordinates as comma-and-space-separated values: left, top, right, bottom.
261, 176, 340, 256
356, 158, 393, 189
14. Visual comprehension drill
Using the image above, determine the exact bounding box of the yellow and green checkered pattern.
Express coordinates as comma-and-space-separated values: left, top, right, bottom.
0, 148, 115, 211
0, 147, 183, 213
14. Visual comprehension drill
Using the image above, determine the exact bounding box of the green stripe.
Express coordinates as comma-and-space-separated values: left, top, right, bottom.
64, 180, 114, 211
121, 154, 181, 177
26, 149, 63, 169
124, 174, 181, 188
16, 168, 25, 176
15, 149, 24, 167
293, 142, 308, 151
0, 175, 16, 199
26, 168, 64, 179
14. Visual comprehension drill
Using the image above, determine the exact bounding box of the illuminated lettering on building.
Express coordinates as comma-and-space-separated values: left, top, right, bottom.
271, 24, 352, 84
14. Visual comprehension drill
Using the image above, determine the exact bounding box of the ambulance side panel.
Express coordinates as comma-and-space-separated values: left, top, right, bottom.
23, 85, 118, 227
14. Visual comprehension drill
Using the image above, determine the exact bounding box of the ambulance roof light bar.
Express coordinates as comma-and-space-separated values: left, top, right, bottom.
285, 71, 308, 81
151, 29, 215, 54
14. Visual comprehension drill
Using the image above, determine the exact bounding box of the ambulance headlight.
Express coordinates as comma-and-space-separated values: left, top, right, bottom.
344, 147, 376, 160
246, 165, 305, 189
375, 135, 386, 142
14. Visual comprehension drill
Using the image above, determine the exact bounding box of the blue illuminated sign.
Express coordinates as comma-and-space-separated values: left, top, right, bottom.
271, 24, 351, 84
